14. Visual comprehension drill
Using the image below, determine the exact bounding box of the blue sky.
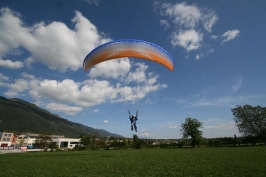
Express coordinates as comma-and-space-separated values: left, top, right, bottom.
0, 0, 265, 139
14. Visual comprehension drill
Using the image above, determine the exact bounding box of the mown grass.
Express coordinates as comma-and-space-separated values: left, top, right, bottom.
0, 146, 265, 177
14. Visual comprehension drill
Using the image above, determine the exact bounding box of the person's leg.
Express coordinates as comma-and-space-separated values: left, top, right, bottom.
134, 124, 137, 132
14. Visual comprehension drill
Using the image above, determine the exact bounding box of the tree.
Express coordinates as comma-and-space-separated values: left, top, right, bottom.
180, 117, 203, 147
231, 105, 266, 144
132, 134, 141, 149
37, 133, 52, 150
19, 138, 25, 146
81, 135, 91, 146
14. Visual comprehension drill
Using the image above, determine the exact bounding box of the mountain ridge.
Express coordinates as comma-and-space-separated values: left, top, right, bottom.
0, 96, 123, 138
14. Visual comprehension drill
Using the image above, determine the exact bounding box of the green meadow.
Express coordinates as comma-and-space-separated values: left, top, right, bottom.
1, 146, 265, 177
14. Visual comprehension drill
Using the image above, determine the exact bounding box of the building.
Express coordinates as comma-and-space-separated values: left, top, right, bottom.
16, 133, 65, 147
16, 133, 81, 149
55, 137, 82, 149
0, 132, 16, 147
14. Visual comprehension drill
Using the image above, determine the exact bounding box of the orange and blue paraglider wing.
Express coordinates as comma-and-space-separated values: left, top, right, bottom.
83, 39, 175, 71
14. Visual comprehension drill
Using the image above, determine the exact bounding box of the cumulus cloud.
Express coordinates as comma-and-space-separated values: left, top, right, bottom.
155, 2, 218, 53
222, 29, 240, 44
0, 73, 9, 86
46, 103, 82, 116
0, 58, 24, 69
156, 2, 218, 32
3, 63, 167, 113
0, 8, 169, 115
171, 30, 203, 51
0, 8, 110, 71
159, 2, 201, 29
88, 58, 130, 79
0, 73, 9, 81
126, 63, 148, 83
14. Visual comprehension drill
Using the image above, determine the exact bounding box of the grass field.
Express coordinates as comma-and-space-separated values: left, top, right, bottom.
1, 146, 265, 177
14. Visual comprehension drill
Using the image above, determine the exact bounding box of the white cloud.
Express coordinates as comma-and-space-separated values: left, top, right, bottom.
33, 78, 114, 107
6, 79, 29, 93
201, 9, 218, 32
196, 54, 200, 60
9, 48, 24, 56
0, 8, 111, 72
0, 73, 9, 86
103, 120, 109, 124
46, 103, 82, 116
204, 121, 235, 130
21, 72, 35, 80
171, 30, 203, 51
160, 2, 201, 29
195, 54, 204, 60
0, 73, 9, 81
92, 109, 99, 113
169, 124, 178, 129
211, 35, 218, 39
232, 78, 243, 93
187, 94, 266, 108
88, 58, 130, 79
189, 100, 218, 107
155, 2, 218, 53
126, 63, 148, 83
0, 59, 24, 69
222, 29, 240, 44
159, 121, 180, 129
4, 90, 19, 97
85, 0, 100, 6
141, 129, 148, 132
195, 49, 213, 60
0, 8, 169, 112
0, 8, 25, 55
159, 20, 170, 30
156, 2, 217, 32
176, 99, 186, 104
3, 63, 167, 107
139, 132, 153, 138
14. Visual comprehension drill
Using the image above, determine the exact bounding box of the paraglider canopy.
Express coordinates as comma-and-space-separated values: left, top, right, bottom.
83, 39, 175, 71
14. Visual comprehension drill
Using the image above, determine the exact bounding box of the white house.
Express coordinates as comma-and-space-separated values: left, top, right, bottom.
55, 137, 82, 149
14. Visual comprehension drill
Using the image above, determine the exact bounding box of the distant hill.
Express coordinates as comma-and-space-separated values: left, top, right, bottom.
0, 96, 123, 138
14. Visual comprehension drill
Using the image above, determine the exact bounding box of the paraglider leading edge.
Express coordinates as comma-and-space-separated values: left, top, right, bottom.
83, 39, 175, 71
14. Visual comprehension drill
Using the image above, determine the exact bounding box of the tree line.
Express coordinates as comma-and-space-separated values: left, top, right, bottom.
179, 104, 266, 147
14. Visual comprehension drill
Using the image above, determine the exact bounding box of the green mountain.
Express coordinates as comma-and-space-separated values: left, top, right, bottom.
0, 96, 123, 138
